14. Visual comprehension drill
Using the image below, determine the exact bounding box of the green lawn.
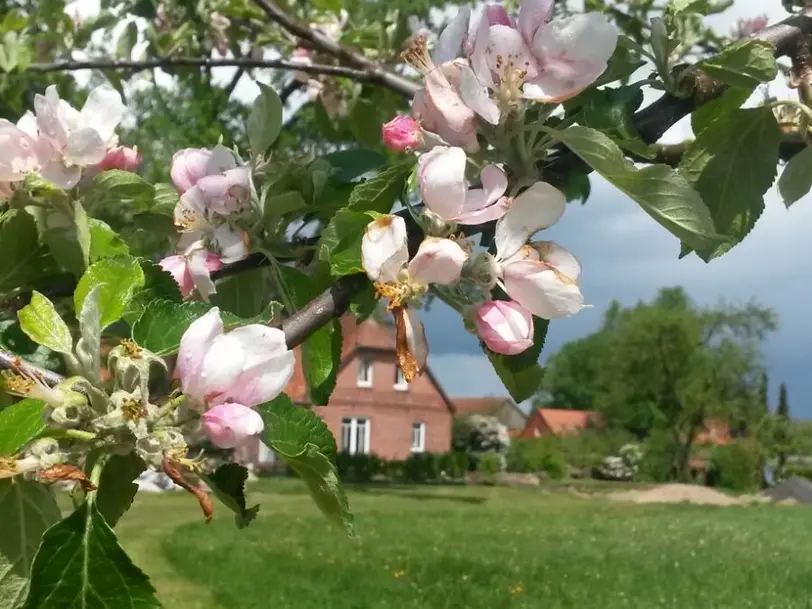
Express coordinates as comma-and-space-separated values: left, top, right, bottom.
113, 479, 812, 609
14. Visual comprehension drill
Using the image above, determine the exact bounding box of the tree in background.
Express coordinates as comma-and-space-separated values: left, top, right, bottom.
775, 382, 791, 476
542, 288, 776, 480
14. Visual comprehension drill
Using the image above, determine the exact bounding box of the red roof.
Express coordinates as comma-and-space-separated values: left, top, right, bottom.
454, 397, 509, 415
538, 409, 594, 434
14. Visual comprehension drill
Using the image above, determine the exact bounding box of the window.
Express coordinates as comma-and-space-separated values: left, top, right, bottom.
357, 358, 373, 388
411, 422, 426, 453
341, 418, 370, 455
394, 367, 408, 391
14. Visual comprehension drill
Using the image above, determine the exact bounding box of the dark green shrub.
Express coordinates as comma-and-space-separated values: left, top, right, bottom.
336, 453, 384, 483
707, 440, 763, 492
401, 452, 441, 483
438, 452, 468, 479
557, 428, 637, 471
477, 453, 502, 486
506, 438, 565, 479
638, 430, 678, 482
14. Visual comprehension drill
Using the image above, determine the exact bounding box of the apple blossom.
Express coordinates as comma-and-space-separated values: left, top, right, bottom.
173, 188, 250, 263
0, 117, 44, 182
171, 148, 213, 192
417, 146, 509, 224
474, 300, 534, 355
94, 145, 141, 173
32, 84, 126, 188
382, 116, 424, 152
176, 308, 295, 408
201, 403, 265, 448
159, 241, 223, 299
171, 145, 252, 215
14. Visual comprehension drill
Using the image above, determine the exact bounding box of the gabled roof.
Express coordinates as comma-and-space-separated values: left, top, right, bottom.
535, 408, 596, 435
454, 397, 511, 415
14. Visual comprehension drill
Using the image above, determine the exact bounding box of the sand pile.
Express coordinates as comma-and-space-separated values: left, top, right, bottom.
608, 483, 742, 506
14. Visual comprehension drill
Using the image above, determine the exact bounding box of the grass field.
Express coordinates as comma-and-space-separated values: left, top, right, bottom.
113, 479, 812, 609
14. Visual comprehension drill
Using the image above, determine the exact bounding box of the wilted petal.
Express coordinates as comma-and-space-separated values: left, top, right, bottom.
459, 63, 500, 125
362, 215, 409, 283
503, 259, 584, 319
408, 237, 468, 285
63, 128, 107, 166
418, 146, 467, 220
434, 6, 470, 64
519, 0, 554, 43
525, 13, 618, 102
202, 403, 265, 448
177, 307, 224, 400
209, 325, 295, 407
393, 306, 428, 382
532, 240, 581, 280
494, 181, 566, 261
78, 85, 125, 144
159, 254, 194, 297
186, 248, 219, 301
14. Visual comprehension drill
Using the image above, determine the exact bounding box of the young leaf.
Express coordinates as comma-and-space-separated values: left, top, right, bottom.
696, 39, 778, 89
0, 210, 56, 292
318, 209, 370, 277
95, 452, 146, 528
22, 501, 160, 609
348, 159, 414, 214
482, 317, 549, 403
0, 480, 61, 609
73, 256, 146, 329
202, 463, 259, 529
258, 394, 351, 534
121, 259, 183, 326
0, 399, 46, 456
132, 299, 281, 356
679, 107, 780, 259
778, 145, 812, 207
88, 218, 129, 261
75, 285, 102, 383
17, 292, 73, 355
247, 82, 284, 154
550, 125, 722, 253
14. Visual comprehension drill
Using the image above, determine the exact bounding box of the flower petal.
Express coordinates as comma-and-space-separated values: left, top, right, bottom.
519, 0, 554, 43
394, 306, 428, 382
206, 144, 238, 174
78, 85, 125, 144
361, 215, 409, 283
63, 128, 107, 166
174, 186, 210, 232
456, 197, 509, 225
494, 181, 565, 261
417, 146, 467, 220
34, 89, 68, 148
0, 120, 40, 181
433, 6, 470, 64
425, 64, 476, 135
458, 63, 500, 125
408, 237, 468, 285
171, 148, 212, 193
533, 240, 581, 280
159, 254, 194, 298
503, 259, 584, 319
177, 307, 224, 400
202, 403, 264, 448
213, 224, 250, 264
483, 24, 539, 81
40, 160, 82, 189
186, 248, 218, 301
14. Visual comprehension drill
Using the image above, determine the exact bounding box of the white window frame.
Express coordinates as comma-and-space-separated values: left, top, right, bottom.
394, 367, 408, 391
411, 421, 426, 453
341, 417, 371, 455
356, 357, 373, 388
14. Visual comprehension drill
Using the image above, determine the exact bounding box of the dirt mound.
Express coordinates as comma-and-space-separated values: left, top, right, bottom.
609, 483, 742, 506
761, 477, 812, 505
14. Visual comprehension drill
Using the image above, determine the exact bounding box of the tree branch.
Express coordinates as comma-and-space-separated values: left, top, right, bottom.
0, 350, 64, 386
26, 56, 416, 96
250, 0, 419, 98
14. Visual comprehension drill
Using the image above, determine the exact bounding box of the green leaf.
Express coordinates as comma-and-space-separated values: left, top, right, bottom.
211, 268, 272, 318
483, 317, 549, 403
116, 21, 137, 57
324, 149, 387, 183
691, 86, 753, 136
666, 0, 706, 16
202, 463, 259, 529
347, 281, 378, 321
567, 86, 646, 154
348, 159, 414, 214
75, 286, 102, 383
263, 191, 308, 228
22, 501, 160, 609
679, 107, 780, 259
0, 320, 63, 372
309, 0, 343, 16
88, 218, 129, 261
349, 99, 383, 147
17, 291, 72, 355
696, 39, 777, 89
90, 170, 155, 202
550, 125, 722, 252
132, 299, 281, 356
74, 256, 146, 329
247, 82, 284, 154
122, 260, 183, 326
0, 399, 46, 456
96, 453, 146, 528
0, 480, 61, 609
778, 145, 812, 207
149, 183, 180, 215
41, 200, 91, 278
318, 209, 370, 277
258, 394, 352, 534
0, 210, 55, 292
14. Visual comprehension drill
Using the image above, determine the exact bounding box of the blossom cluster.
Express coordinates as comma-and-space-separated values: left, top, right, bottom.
370, 0, 615, 368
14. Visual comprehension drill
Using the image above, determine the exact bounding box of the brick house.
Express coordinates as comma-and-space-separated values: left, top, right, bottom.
454, 397, 527, 436
237, 315, 456, 469
519, 408, 600, 438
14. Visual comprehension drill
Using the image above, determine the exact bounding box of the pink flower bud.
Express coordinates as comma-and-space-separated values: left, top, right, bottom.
484, 5, 512, 27
171, 148, 212, 193
196, 167, 252, 215
381, 115, 423, 152
202, 403, 265, 448
95, 146, 141, 173
474, 300, 534, 356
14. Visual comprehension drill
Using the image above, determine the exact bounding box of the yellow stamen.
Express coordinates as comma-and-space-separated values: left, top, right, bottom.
121, 397, 147, 422
1, 370, 35, 397
120, 338, 142, 359
401, 36, 434, 74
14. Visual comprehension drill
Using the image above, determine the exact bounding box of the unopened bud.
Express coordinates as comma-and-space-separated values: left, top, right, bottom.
474, 300, 534, 356
469, 252, 500, 289
382, 115, 423, 153
107, 340, 170, 399
26, 438, 64, 469
95, 146, 141, 173
421, 209, 455, 238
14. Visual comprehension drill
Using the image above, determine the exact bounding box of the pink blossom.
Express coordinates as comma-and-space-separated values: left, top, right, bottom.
159, 243, 223, 300
94, 146, 141, 173
202, 403, 265, 448
171, 148, 213, 193
475, 300, 534, 355
382, 116, 423, 152
170, 145, 253, 214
